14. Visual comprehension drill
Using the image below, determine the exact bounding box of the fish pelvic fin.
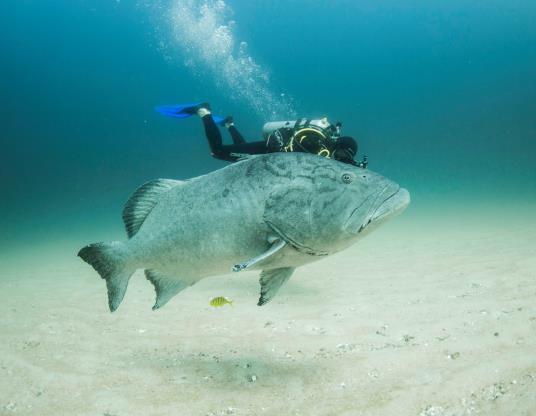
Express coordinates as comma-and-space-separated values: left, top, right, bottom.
145, 269, 191, 310
78, 241, 135, 312
258, 267, 295, 306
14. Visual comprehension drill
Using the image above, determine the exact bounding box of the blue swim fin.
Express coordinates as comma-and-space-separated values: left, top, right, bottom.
156, 103, 227, 126
211, 114, 226, 125
155, 102, 202, 119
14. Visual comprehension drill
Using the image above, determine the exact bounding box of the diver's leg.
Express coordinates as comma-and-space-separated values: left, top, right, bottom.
211, 140, 268, 161
198, 110, 236, 162
229, 126, 247, 144
223, 117, 246, 144
199, 110, 223, 154
225, 141, 267, 155
200, 115, 246, 161
199, 111, 267, 160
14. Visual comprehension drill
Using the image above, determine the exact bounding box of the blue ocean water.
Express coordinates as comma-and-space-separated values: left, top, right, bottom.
1, 0, 535, 251
2, 3, 536, 415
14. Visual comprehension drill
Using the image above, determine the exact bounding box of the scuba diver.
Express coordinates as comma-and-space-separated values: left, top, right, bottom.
155, 102, 368, 168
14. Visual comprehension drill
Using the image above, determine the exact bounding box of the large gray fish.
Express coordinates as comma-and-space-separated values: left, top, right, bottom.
79, 153, 410, 311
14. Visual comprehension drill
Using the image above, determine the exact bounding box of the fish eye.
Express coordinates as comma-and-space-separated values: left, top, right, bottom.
341, 173, 353, 184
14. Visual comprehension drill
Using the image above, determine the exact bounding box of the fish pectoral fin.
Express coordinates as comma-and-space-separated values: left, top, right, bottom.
258, 267, 295, 306
232, 239, 287, 272
145, 269, 192, 310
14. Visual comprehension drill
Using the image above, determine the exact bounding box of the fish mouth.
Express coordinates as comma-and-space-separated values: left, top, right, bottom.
346, 186, 410, 234
363, 187, 410, 231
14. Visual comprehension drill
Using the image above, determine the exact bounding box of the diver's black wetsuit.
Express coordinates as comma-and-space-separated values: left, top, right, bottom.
201, 113, 364, 167
202, 115, 267, 162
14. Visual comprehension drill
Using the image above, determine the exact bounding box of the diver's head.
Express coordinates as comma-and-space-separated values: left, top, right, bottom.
333, 136, 358, 164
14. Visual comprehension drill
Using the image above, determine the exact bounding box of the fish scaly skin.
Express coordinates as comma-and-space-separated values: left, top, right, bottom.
78, 152, 410, 311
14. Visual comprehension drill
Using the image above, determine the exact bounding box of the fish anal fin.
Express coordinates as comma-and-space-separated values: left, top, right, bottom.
145, 269, 191, 310
258, 267, 295, 306
122, 179, 184, 238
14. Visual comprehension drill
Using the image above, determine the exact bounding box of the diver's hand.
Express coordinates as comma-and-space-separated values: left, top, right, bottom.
357, 155, 368, 169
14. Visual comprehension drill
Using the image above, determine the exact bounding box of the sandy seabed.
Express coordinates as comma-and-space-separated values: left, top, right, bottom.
1, 205, 535, 416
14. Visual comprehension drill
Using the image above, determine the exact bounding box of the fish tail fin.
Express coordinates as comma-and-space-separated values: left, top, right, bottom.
78, 241, 135, 312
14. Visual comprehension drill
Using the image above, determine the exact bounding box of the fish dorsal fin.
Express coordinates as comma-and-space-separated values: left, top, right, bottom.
145, 269, 192, 310
122, 179, 183, 238
258, 267, 295, 306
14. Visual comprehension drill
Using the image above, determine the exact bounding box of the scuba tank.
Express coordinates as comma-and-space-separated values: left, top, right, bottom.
262, 118, 339, 140
263, 118, 340, 156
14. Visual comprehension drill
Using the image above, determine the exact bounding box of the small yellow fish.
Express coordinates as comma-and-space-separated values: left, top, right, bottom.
209, 296, 234, 308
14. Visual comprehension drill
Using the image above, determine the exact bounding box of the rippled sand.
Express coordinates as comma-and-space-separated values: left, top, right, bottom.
1, 204, 535, 416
